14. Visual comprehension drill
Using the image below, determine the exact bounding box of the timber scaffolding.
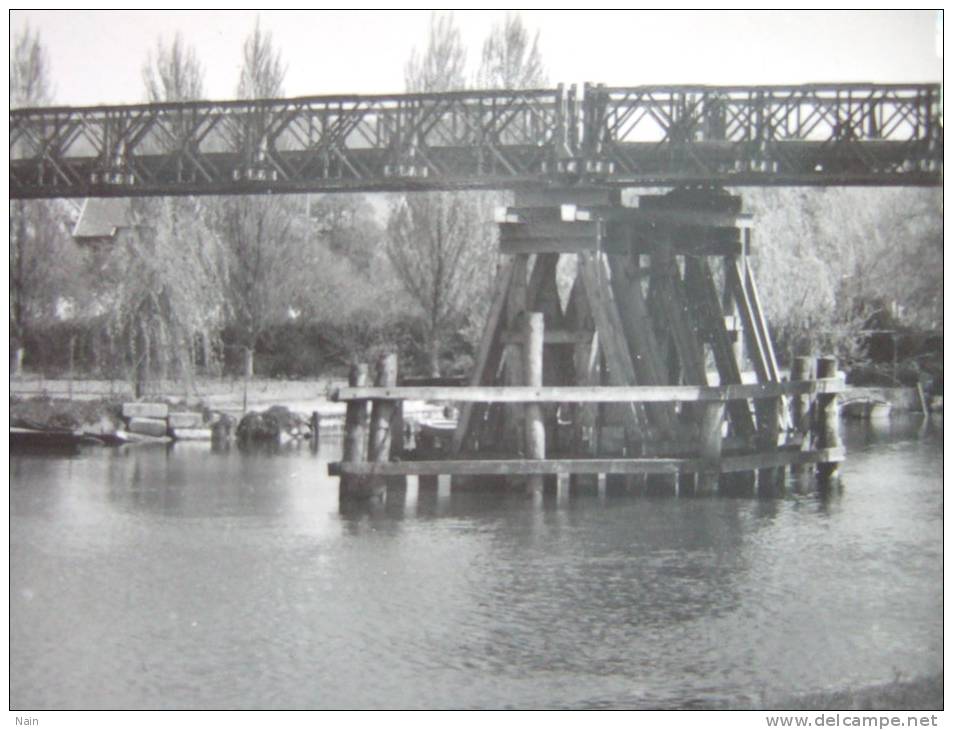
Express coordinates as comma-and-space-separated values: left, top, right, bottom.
329, 187, 847, 499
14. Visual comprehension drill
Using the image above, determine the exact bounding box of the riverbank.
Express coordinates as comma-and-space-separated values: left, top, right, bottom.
10, 377, 445, 434
756, 674, 943, 711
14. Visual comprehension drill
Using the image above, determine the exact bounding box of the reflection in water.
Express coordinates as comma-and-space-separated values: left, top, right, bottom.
10, 419, 942, 709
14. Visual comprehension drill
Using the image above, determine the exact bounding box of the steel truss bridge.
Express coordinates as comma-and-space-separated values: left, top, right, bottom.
9, 82, 942, 199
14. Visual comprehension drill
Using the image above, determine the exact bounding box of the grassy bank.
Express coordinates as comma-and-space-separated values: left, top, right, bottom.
10, 395, 126, 431
760, 674, 943, 711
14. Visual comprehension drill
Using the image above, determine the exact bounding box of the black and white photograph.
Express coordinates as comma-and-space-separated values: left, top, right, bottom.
8, 9, 943, 719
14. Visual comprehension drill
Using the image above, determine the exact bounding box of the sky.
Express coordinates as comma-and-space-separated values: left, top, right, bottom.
9, 10, 943, 108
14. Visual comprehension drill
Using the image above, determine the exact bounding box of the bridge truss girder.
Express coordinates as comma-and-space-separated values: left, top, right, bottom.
9, 83, 942, 199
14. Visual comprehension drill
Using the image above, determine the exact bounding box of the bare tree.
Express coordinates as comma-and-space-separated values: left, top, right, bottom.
386, 13, 496, 375
143, 32, 204, 103
237, 17, 286, 100
11, 24, 51, 108
405, 13, 467, 93
475, 13, 547, 89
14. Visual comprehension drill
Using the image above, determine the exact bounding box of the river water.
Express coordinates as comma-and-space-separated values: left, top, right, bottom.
10, 415, 942, 710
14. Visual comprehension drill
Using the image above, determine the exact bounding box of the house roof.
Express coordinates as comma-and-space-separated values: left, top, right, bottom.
72, 198, 133, 240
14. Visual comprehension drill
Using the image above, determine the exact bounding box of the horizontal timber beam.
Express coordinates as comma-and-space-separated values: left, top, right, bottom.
332, 379, 845, 403
501, 329, 593, 345
328, 447, 846, 477
502, 205, 753, 228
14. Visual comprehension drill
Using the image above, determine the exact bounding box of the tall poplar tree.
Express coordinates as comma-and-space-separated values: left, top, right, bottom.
385, 14, 496, 375
215, 18, 310, 377
10, 26, 78, 375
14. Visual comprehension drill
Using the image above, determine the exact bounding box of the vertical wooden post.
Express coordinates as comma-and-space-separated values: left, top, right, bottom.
524, 312, 546, 495
310, 410, 321, 452
722, 261, 743, 367
369, 353, 400, 496
502, 255, 529, 451
756, 396, 782, 496
68, 335, 76, 401
697, 401, 725, 496
565, 271, 599, 456
569, 473, 599, 496
340, 362, 370, 500
391, 399, 405, 455
815, 356, 842, 485
790, 356, 814, 478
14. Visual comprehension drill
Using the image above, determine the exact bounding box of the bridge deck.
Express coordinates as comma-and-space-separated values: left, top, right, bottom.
10, 82, 942, 198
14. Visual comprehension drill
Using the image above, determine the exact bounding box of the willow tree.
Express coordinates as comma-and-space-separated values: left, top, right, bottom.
141, 33, 225, 379
385, 14, 497, 375
747, 188, 942, 366
84, 32, 227, 392
10, 26, 80, 375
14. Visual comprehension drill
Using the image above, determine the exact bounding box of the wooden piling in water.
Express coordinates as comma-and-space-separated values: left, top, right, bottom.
369, 353, 400, 496
790, 356, 814, 478
815, 356, 842, 485
697, 401, 725, 496
524, 312, 546, 495
341, 363, 370, 500
310, 410, 321, 452
569, 473, 599, 496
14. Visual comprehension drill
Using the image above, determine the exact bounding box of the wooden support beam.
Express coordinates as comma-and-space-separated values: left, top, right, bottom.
791, 356, 816, 434
697, 401, 726, 495
501, 254, 530, 451
790, 355, 816, 479
501, 329, 593, 345
499, 221, 600, 255
815, 356, 843, 485
724, 251, 783, 490
743, 247, 781, 382
527, 253, 564, 323
606, 251, 677, 438
637, 190, 744, 215
623, 226, 747, 257
512, 188, 620, 208
499, 207, 748, 256
683, 257, 756, 438
500, 236, 599, 255
368, 353, 399, 495
725, 255, 779, 383
558, 202, 753, 229
335, 380, 845, 403
524, 312, 546, 493
564, 270, 600, 455
340, 363, 371, 500
451, 257, 514, 454
652, 251, 709, 385
329, 447, 846, 477
578, 251, 650, 444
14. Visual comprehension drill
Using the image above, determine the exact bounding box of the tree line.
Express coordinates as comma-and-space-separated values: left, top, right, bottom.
9, 13, 941, 388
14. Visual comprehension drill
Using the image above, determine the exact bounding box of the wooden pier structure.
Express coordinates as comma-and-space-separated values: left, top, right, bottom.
330, 187, 848, 499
